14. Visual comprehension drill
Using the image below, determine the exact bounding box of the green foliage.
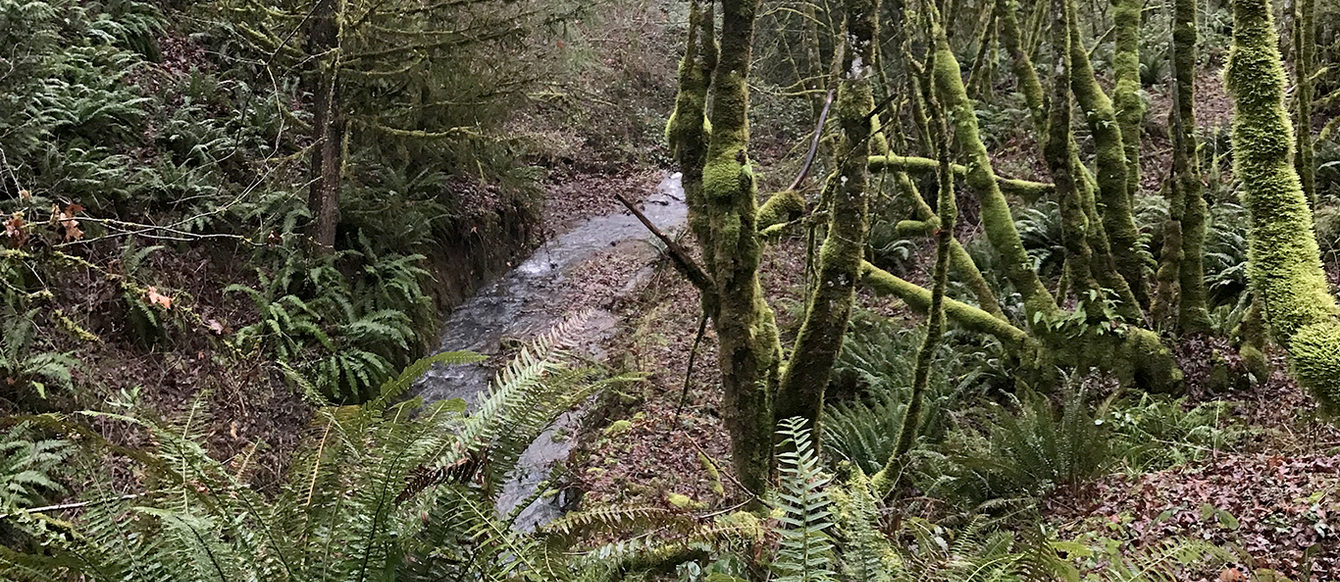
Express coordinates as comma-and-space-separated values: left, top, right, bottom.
0, 325, 631, 580
0, 422, 72, 510
1106, 394, 1246, 471
771, 418, 837, 582
1202, 203, 1252, 306
946, 389, 1115, 504
227, 251, 428, 402
826, 311, 1009, 473
0, 306, 78, 401
1015, 199, 1067, 278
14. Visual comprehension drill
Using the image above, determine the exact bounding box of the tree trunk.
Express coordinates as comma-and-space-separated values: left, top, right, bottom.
307, 0, 344, 253
775, 0, 879, 430
1065, 3, 1146, 311
1294, 0, 1316, 207
700, 0, 781, 498
1160, 0, 1212, 332
1227, 0, 1340, 411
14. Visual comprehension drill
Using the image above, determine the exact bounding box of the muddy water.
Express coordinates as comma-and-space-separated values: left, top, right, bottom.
413, 172, 686, 531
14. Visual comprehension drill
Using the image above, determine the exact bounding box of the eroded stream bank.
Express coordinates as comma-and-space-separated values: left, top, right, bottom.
414, 171, 686, 531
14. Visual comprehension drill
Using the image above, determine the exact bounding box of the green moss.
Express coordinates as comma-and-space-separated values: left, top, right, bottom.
861, 261, 1030, 348
867, 155, 1053, 198
997, 0, 1046, 130
756, 189, 805, 230
603, 419, 633, 436
1066, 6, 1147, 307
1226, 0, 1340, 410
1113, 0, 1144, 205
776, 0, 879, 434
1294, 0, 1317, 206
931, 25, 1059, 322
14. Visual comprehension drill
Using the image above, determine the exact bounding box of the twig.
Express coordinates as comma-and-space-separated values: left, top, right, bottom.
672, 311, 709, 424
0, 494, 141, 520
613, 193, 714, 294
786, 88, 837, 192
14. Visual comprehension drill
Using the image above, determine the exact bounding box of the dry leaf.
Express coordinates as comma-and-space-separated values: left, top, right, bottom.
145, 286, 172, 310
4, 213, 26, 249
52, 203, 84, 241
206, 319, 225, 335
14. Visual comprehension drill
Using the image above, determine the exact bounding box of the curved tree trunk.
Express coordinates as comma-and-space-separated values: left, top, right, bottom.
1226, 0, 1340, 411
1065, 4, 1146, 310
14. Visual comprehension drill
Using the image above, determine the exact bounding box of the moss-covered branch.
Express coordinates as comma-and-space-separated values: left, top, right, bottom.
1226, 0, 1340, 411
867, 155, 1054, 199
1050, 0, 1104, 320
1113, 0, 1144, 206
892, 43, 956, 463
860, 262, 1029, 348
667, 0, 717, 283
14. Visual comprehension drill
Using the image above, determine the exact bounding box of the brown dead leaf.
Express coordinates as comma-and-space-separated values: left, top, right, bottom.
52, 203, 84, 241
145, 286, 172, 310
4, 213, 26, 248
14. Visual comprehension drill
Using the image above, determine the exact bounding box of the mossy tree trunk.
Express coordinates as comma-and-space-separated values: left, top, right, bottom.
775, 0, 880, 431
307, 0, 345, 253
1226, 0, 1340, 411
892, 43, 955, 467
1157, 0, 1213, 333
1113, 0, 1144, 209
1065, 2, 1146, 310
701, 0, 784, 497
1052, 0, 1104, 321
862, 0, 1184, 395
931, 21, 1060, 324
1294, 0, 1317, 207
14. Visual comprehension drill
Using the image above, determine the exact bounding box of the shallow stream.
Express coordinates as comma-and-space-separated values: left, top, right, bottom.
413, 172, 686, 531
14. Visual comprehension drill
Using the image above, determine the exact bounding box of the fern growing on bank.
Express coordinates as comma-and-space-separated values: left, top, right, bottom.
0, 320, 636, 581
0, 306, 78, 402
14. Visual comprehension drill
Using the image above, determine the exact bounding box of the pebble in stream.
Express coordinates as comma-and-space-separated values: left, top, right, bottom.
413, 172, 687, 531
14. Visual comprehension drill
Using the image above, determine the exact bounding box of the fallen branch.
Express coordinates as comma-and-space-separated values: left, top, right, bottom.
614, 193, 714, 294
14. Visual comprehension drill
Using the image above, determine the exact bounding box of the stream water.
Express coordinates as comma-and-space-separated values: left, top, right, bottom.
413, 172, 687, 531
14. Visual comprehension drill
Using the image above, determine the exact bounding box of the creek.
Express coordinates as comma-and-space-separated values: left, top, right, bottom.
413, 172, 686, 531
